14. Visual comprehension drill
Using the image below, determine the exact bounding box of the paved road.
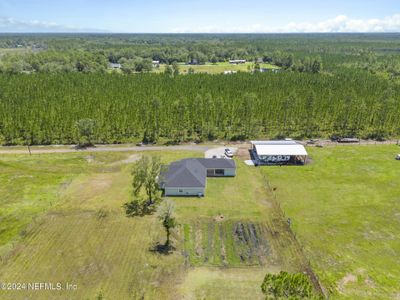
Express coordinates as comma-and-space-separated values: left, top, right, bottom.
0, 144, 215, 155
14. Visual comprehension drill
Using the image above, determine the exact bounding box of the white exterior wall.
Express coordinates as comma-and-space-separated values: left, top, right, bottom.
223, 168, 236, 176
165, 187, 205, 196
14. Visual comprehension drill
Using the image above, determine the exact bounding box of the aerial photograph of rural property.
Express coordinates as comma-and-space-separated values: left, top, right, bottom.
0, 0, 400, 299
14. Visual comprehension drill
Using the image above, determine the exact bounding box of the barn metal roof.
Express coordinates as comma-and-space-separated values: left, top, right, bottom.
251, 141, 308, 156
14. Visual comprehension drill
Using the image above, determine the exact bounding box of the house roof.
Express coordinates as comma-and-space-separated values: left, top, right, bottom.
160, 158, 236, 188
197, 158, 236, 169
160, 159, 206, 188
251, 141, 308, 156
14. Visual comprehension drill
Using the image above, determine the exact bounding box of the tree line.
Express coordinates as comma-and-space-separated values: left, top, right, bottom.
0, 71, 399, 146
1, 33, 400, 75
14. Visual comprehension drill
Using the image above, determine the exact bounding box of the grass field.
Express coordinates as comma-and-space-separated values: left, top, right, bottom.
0, 150, 306, 299
261, 145, 400, 299
154, 62, 279, 74
0, 48, 31, 57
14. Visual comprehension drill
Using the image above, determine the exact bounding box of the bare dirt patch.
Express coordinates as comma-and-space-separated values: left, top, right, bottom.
110, 154, 141, 166
338, 273, 357, 292
184, 221, 270, 267
85, 155, 95, 163
213, 215, 225, 222
236, 147, 252, 161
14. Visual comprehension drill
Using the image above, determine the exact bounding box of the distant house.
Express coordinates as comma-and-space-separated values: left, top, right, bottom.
188, 58, 199, 65
159, 158, 236, 196
229, 59, 246, 64
256, 57, 264, 63
109, 63, 121, 69
260, 68, 271, 73
260, 68, 282, 73
337, 137, 360, 143
152, 60, 160, 67
251, 141, 308, 165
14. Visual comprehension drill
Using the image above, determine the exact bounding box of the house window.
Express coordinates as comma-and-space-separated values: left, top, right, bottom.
179, 189, 183, 193
215, 169, 225, 175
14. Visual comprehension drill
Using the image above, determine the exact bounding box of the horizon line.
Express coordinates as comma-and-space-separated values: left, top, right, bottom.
1, 31, 400, 34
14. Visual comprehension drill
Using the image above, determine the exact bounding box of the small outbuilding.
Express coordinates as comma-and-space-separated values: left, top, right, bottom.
109, 63, 121, 69
229, 59, 246, 64
251, 141, 308, 165
159, 158, 236, 196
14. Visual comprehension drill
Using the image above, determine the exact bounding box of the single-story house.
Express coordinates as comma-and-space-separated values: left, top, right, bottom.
109, 63, 121, 69
260, 68, 274, 73
229, 59, 246, 64
159, 158, 236, 196
251, 141, 308, 165
188, 59, 199, 65
152, 60, 160, 67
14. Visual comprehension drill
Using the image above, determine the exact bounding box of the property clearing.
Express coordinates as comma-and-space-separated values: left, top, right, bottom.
154, 62, 279, 74
0, 150, 310, 299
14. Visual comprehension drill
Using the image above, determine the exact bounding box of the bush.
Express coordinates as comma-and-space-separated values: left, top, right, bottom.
261, 271, 320, 299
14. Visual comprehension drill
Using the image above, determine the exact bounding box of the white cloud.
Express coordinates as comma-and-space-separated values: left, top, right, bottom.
170, 14, 400, 33
0, 17, 105, 32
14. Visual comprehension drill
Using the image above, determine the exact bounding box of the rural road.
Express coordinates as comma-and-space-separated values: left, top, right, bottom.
0, 139, 397, 155
0, 144, 216, 155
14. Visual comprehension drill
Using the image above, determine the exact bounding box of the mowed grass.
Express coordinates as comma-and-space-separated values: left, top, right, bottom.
0, 153, 88, 257
174, 160, 311, 298
155, 62, 279, 74
0, 151, 198, 299
261, 145, 400, 299
0, 150, 308, 299
179, 267, 271, 300
174, 160, 271, 222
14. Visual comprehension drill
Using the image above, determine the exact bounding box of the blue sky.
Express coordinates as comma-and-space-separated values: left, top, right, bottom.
0, 0, 399, 33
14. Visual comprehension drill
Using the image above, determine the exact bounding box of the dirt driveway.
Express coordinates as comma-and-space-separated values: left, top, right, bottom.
205, 147, 238, 158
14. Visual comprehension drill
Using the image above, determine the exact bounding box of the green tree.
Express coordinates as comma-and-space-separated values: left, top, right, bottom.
75, 119, 96, 147
121, 59, 137, 74
172, 62, 180, 76
311, 57, 322, 74
124, 156, 162, 217
164, 64, 173, 76
157, 200, 177, 248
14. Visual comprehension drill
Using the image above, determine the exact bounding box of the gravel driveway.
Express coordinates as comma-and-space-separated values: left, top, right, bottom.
205, 147, 238, 159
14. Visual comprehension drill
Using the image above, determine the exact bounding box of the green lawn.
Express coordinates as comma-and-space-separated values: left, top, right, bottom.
0, 150, 308, 299
0, 48, 31, 56
261, 145, 400, 299
154, 62, 279, 74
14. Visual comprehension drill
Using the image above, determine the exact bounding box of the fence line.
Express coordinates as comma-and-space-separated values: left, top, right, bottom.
262, 173, 329, 299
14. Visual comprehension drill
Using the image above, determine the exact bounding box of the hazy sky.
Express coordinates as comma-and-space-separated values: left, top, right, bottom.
0, 0, 399, 33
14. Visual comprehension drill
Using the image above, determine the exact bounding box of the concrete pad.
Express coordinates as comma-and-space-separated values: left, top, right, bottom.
244, 160, 255, 166
205, 147, 238, 159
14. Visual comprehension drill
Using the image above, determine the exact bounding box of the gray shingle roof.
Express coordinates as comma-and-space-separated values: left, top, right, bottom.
197, 158, 236, 169
160, 159, 206, 188
160, 158, 236, 188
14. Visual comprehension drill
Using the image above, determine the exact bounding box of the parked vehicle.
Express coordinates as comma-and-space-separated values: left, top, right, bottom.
224, 148, 233, 157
